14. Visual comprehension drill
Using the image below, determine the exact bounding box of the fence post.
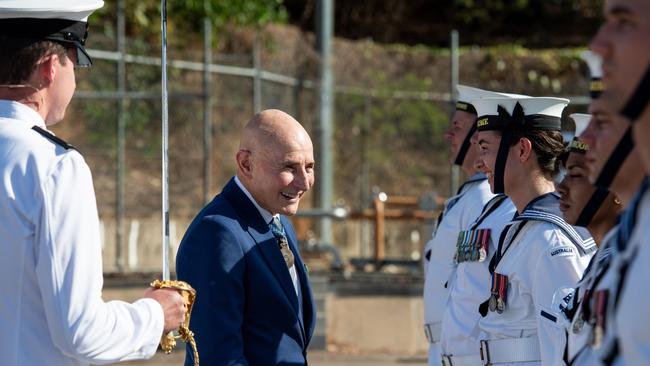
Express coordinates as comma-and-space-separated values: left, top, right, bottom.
203, 16, 213, 204
253, 34, 263, 113
115, 0, 126, 272
449, 30, 460, 196
317, 0, 334, 245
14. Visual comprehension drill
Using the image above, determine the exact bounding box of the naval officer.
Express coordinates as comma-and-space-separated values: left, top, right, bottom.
0, 2, 186, 365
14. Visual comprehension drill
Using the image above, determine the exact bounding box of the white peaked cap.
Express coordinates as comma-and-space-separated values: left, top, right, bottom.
570, 113, 591, 137
473, 96, 568, 132
518, 97, 569, 118
0, 0, 104, 22
457, 84, 528, 104
581, 50, 603, 79
472, 96, 528, 118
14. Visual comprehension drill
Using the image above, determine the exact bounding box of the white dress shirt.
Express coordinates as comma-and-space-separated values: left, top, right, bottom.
613, 183, 650, 365
0, 100, 164, 366
423, 174, 495, 366
440, 196, 516, 358
478, 204, 593, 366
564, 226, 617, 366
234, 176, 301, 298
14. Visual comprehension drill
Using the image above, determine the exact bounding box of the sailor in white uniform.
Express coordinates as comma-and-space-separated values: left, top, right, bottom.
611, 178, 650, 365
474, 97, 595, 365
0, 2, 185, 365
438, 90, 521, 366
560, 107, 644, 365
589, 2, 650, 364
557, 52, 644, 365
423, 85, 501, 366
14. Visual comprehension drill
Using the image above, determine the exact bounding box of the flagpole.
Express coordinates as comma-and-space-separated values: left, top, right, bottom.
161, 0, 170, 281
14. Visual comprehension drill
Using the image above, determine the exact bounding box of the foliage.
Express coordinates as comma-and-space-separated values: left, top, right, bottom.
93, 0, 287, 42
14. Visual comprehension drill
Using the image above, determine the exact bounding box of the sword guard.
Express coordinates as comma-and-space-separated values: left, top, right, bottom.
150, 279, 199, 366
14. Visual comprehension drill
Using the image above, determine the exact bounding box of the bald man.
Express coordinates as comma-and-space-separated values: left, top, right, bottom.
176, 109, 317, 366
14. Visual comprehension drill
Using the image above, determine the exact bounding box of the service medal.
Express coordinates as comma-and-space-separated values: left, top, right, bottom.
488, 295, 497, 312
496, 297, 505, 314
573, 317, 585, 334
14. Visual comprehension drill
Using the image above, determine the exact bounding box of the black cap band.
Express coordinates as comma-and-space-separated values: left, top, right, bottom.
456, 101, 477, 115
569, 138, 588, 154
621, 65, 650, 122
575, 188, 610, 227
594, 127, 634, 189
590, 78, 603, 99
476, 103, 562, 133
0, 18, 92, 67
453, 122, 477, 166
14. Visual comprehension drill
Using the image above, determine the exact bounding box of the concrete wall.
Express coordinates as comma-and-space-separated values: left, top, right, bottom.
326, 294, 427, 354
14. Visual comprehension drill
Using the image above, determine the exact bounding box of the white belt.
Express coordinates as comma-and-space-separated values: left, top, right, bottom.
441, 354, 482, 366
424, 322, 442, 344
479, 336, 541, 365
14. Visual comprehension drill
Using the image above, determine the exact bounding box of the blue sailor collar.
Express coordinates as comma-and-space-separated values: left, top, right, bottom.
514, 192, 596, 255
457, 172, 488, 195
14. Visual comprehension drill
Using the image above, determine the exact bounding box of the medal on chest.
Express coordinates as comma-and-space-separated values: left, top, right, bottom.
488, 272, 508, 314
590, 290, 609, 349
573, 289, 591, 334
455, 228, 491, 263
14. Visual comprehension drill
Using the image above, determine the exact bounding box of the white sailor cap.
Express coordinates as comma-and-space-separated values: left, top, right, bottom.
0, 0, 104, 67
475, 96, 569, 132
581, 50, 603, 98
568, 113, 591, 153
456, 84, 528, 114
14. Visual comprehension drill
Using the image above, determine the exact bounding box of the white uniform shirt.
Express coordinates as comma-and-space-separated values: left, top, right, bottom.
440, 196, 516, 357
479, 194, 593, 366
613, 180, 650, 365
566, 227, 618, 365
423, 174, 494, 366
0, 100, 164, 366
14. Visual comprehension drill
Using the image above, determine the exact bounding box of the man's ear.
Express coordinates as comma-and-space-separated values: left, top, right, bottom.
518, 137, 533, 162
36, 54, 58, 86
236, 149, 253, 178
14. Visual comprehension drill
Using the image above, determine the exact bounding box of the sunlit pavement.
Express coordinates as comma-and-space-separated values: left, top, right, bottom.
113, 349, 427, 366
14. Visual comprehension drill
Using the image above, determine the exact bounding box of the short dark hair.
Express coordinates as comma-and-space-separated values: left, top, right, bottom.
0, 37, 68, 84
509, 129, 565, 178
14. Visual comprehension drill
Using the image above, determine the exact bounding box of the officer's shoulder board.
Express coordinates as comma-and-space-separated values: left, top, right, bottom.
31, 126, 78, 152
515, 209, 597, 256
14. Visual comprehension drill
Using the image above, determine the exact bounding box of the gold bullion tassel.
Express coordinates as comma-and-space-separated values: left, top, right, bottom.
150, 279, 199, 366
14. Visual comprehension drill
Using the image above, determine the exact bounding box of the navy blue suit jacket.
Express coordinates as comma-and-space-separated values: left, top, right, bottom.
176, 178, 316, 366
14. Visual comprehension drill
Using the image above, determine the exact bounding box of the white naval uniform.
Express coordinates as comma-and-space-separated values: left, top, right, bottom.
610, 178, 650, 365
566, 227, 618, 365
440, 195, 516, 364
478, 193, 594, 366
424, 174, 495, 366
0, 100, 164, 366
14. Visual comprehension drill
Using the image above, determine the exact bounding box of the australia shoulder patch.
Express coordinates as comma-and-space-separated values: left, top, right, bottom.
548, 246, 575, 258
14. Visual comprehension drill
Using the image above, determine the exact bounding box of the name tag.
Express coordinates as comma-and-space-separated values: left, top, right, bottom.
455, 228, 491, 263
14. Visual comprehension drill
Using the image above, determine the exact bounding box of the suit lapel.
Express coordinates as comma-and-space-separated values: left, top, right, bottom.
222, 179, 300, 316
284, 218, 316, 345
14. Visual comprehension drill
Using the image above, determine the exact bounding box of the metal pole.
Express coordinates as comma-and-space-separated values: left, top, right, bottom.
360, 95, 371, 257
161, 0, 170, 281
450, 30, 460, 196
253, 34, 262, 113
115, 0, 126, 272
317, 0, 334, 244
203, 15, 212, 204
